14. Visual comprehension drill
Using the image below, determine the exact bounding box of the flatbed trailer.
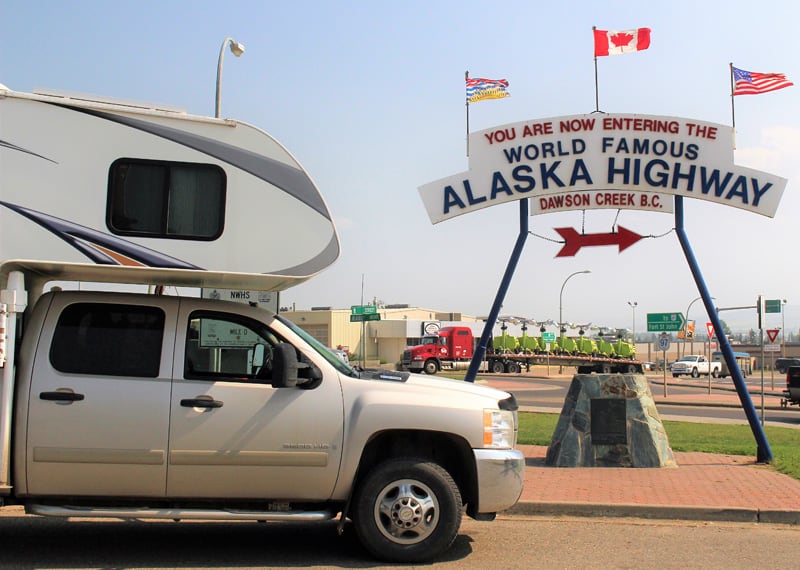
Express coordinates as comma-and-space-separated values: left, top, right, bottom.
483, 352, 643, 375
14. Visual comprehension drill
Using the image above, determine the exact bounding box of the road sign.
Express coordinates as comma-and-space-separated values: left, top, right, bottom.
764, 344, 780, 352
647, 312, 686, 332
351, 305, 377, 315
706, 322, 715, 338
542, 332, 556, 342
766, 329, 780, 343
350, 313, 381, 322
350, 313, 380, 322
658, 333, 670, 351
765, 299, 782, 314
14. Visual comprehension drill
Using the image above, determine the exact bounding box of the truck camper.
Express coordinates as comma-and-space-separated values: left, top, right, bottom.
0, 84, 339, 290
0, 85, 524, 563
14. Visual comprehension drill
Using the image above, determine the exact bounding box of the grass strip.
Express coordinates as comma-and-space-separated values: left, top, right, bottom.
518, 411, 800, 479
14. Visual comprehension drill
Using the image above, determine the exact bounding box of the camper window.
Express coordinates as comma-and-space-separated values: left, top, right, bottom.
107, 158, 226, 240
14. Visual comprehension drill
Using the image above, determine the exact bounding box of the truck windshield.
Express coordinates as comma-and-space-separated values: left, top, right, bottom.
276, 314, 358, 376
420, 336, 438, 345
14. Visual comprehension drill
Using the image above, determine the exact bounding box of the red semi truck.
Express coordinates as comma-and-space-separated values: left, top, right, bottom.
401, 326, 642, 375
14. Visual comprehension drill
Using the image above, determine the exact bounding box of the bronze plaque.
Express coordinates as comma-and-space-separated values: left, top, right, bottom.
590, 399, 627, 445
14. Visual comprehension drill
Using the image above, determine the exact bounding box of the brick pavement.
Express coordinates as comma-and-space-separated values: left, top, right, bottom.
510, 445, 800, 523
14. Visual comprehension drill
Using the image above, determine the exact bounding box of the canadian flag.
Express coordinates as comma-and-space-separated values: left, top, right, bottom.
594, 27, 651, 57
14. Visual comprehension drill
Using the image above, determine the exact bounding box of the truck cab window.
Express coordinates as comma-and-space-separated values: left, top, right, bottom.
185, 313, 280, 383
51, 303, 165, 377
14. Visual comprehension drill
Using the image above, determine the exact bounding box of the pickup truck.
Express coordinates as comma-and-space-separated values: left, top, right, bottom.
670, 354, 722, 378
782, 366, 800, 408
0, 261, 525, 563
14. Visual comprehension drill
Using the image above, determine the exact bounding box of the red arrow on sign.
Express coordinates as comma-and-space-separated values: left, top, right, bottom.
554, 226, 643, 257
767, 329, 780, 343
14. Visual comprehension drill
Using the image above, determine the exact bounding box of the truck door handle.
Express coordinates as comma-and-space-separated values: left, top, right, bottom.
40, 391, 85, 402
180, 397, 223, 409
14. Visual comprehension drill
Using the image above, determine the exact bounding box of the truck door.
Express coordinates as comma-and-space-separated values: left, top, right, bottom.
25, 296, 177, 497
166, 302, 344, 500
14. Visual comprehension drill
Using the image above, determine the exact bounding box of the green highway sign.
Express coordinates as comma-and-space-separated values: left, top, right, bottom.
542, 332, 556, 342
765, 299, 782, 314
350, 313, 381, 322
351, 305, 377, 315
647, 312, 686, 332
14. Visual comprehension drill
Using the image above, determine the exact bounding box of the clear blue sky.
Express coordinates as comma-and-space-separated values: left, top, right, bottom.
2, 0, 799, 335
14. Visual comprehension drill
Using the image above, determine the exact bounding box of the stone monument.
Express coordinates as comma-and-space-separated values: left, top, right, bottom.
545, 373, 676, 468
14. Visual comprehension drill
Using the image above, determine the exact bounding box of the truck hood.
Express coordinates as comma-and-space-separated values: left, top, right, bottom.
358, 369, 516, 409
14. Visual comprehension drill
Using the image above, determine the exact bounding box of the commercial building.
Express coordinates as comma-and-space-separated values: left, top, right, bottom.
281, 306, 485, 366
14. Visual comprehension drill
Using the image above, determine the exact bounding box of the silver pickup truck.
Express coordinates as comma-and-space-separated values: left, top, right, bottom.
0, 261, 524, 563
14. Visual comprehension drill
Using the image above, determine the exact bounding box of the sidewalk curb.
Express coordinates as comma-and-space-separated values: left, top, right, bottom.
506, 501, 800, 525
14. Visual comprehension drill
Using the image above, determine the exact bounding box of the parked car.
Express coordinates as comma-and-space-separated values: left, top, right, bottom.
775, 358, 800, 374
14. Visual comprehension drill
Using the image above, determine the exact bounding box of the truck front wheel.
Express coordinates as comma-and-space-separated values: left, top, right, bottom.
691, 367, 699, 378
423, 360, 438, 375
352, 458, 462, 563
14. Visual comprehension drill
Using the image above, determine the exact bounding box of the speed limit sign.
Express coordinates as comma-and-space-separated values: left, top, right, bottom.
658, 333, 670, 351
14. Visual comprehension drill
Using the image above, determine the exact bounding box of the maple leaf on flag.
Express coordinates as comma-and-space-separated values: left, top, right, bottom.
594, 27, 650, 56
610, 32, 634, 48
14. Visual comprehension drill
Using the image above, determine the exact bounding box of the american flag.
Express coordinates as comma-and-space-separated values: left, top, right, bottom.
466, 77, 510, 103
733, 66, 793, 96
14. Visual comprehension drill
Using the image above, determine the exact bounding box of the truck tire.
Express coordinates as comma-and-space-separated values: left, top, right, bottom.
505, 362, 520, 374
491, 361, 505, 374
352, 458, 462, 563
423, 360, 438, 375
691, 367, 699, 378
712, 368, 720, 378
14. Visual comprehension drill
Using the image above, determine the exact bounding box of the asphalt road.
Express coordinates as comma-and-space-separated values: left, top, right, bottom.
0, 509, 797, 569
481, 373, 800, 428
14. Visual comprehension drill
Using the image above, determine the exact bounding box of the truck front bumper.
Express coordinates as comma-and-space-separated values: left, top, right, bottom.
472, 448, 525, 514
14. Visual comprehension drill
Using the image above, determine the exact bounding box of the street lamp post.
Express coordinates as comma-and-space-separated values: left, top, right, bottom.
685, 295, 716, 357
684, 296, 703, 357
628, 301, 638, 344
558, 270, 591, 373
559, 270, 591, 337
783, 299, 788, 356
215, 37, 246, 118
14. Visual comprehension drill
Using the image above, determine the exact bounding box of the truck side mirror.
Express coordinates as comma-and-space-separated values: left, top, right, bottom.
271, 343, 299, 388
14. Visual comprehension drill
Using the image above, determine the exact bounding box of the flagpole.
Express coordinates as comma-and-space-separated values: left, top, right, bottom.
593, 26, 600, 112
729, 63, 737, 150
465, 70, 470, 157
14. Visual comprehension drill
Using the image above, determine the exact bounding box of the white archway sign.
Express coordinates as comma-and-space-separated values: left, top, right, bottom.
419, 113, 786, 223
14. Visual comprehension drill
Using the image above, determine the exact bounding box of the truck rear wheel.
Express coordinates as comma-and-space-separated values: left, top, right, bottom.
352, 458, 462, 563
423, 360, 438, 375
712, 368, 720, 378
491, 361, 505, 374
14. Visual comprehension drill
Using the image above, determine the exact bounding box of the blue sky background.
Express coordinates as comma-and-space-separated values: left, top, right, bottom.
2, 0, 799, 335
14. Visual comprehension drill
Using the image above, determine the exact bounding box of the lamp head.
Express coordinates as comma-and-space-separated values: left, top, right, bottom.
229, 40, 245, 57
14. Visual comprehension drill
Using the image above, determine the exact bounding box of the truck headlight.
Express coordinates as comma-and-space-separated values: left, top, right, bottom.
483, 409, 516, 449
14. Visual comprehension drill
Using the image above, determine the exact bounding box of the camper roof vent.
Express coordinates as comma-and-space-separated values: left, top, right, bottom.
33, 88, 186, 114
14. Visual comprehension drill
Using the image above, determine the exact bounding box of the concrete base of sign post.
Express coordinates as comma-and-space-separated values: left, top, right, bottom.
545, 374, 677, 468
